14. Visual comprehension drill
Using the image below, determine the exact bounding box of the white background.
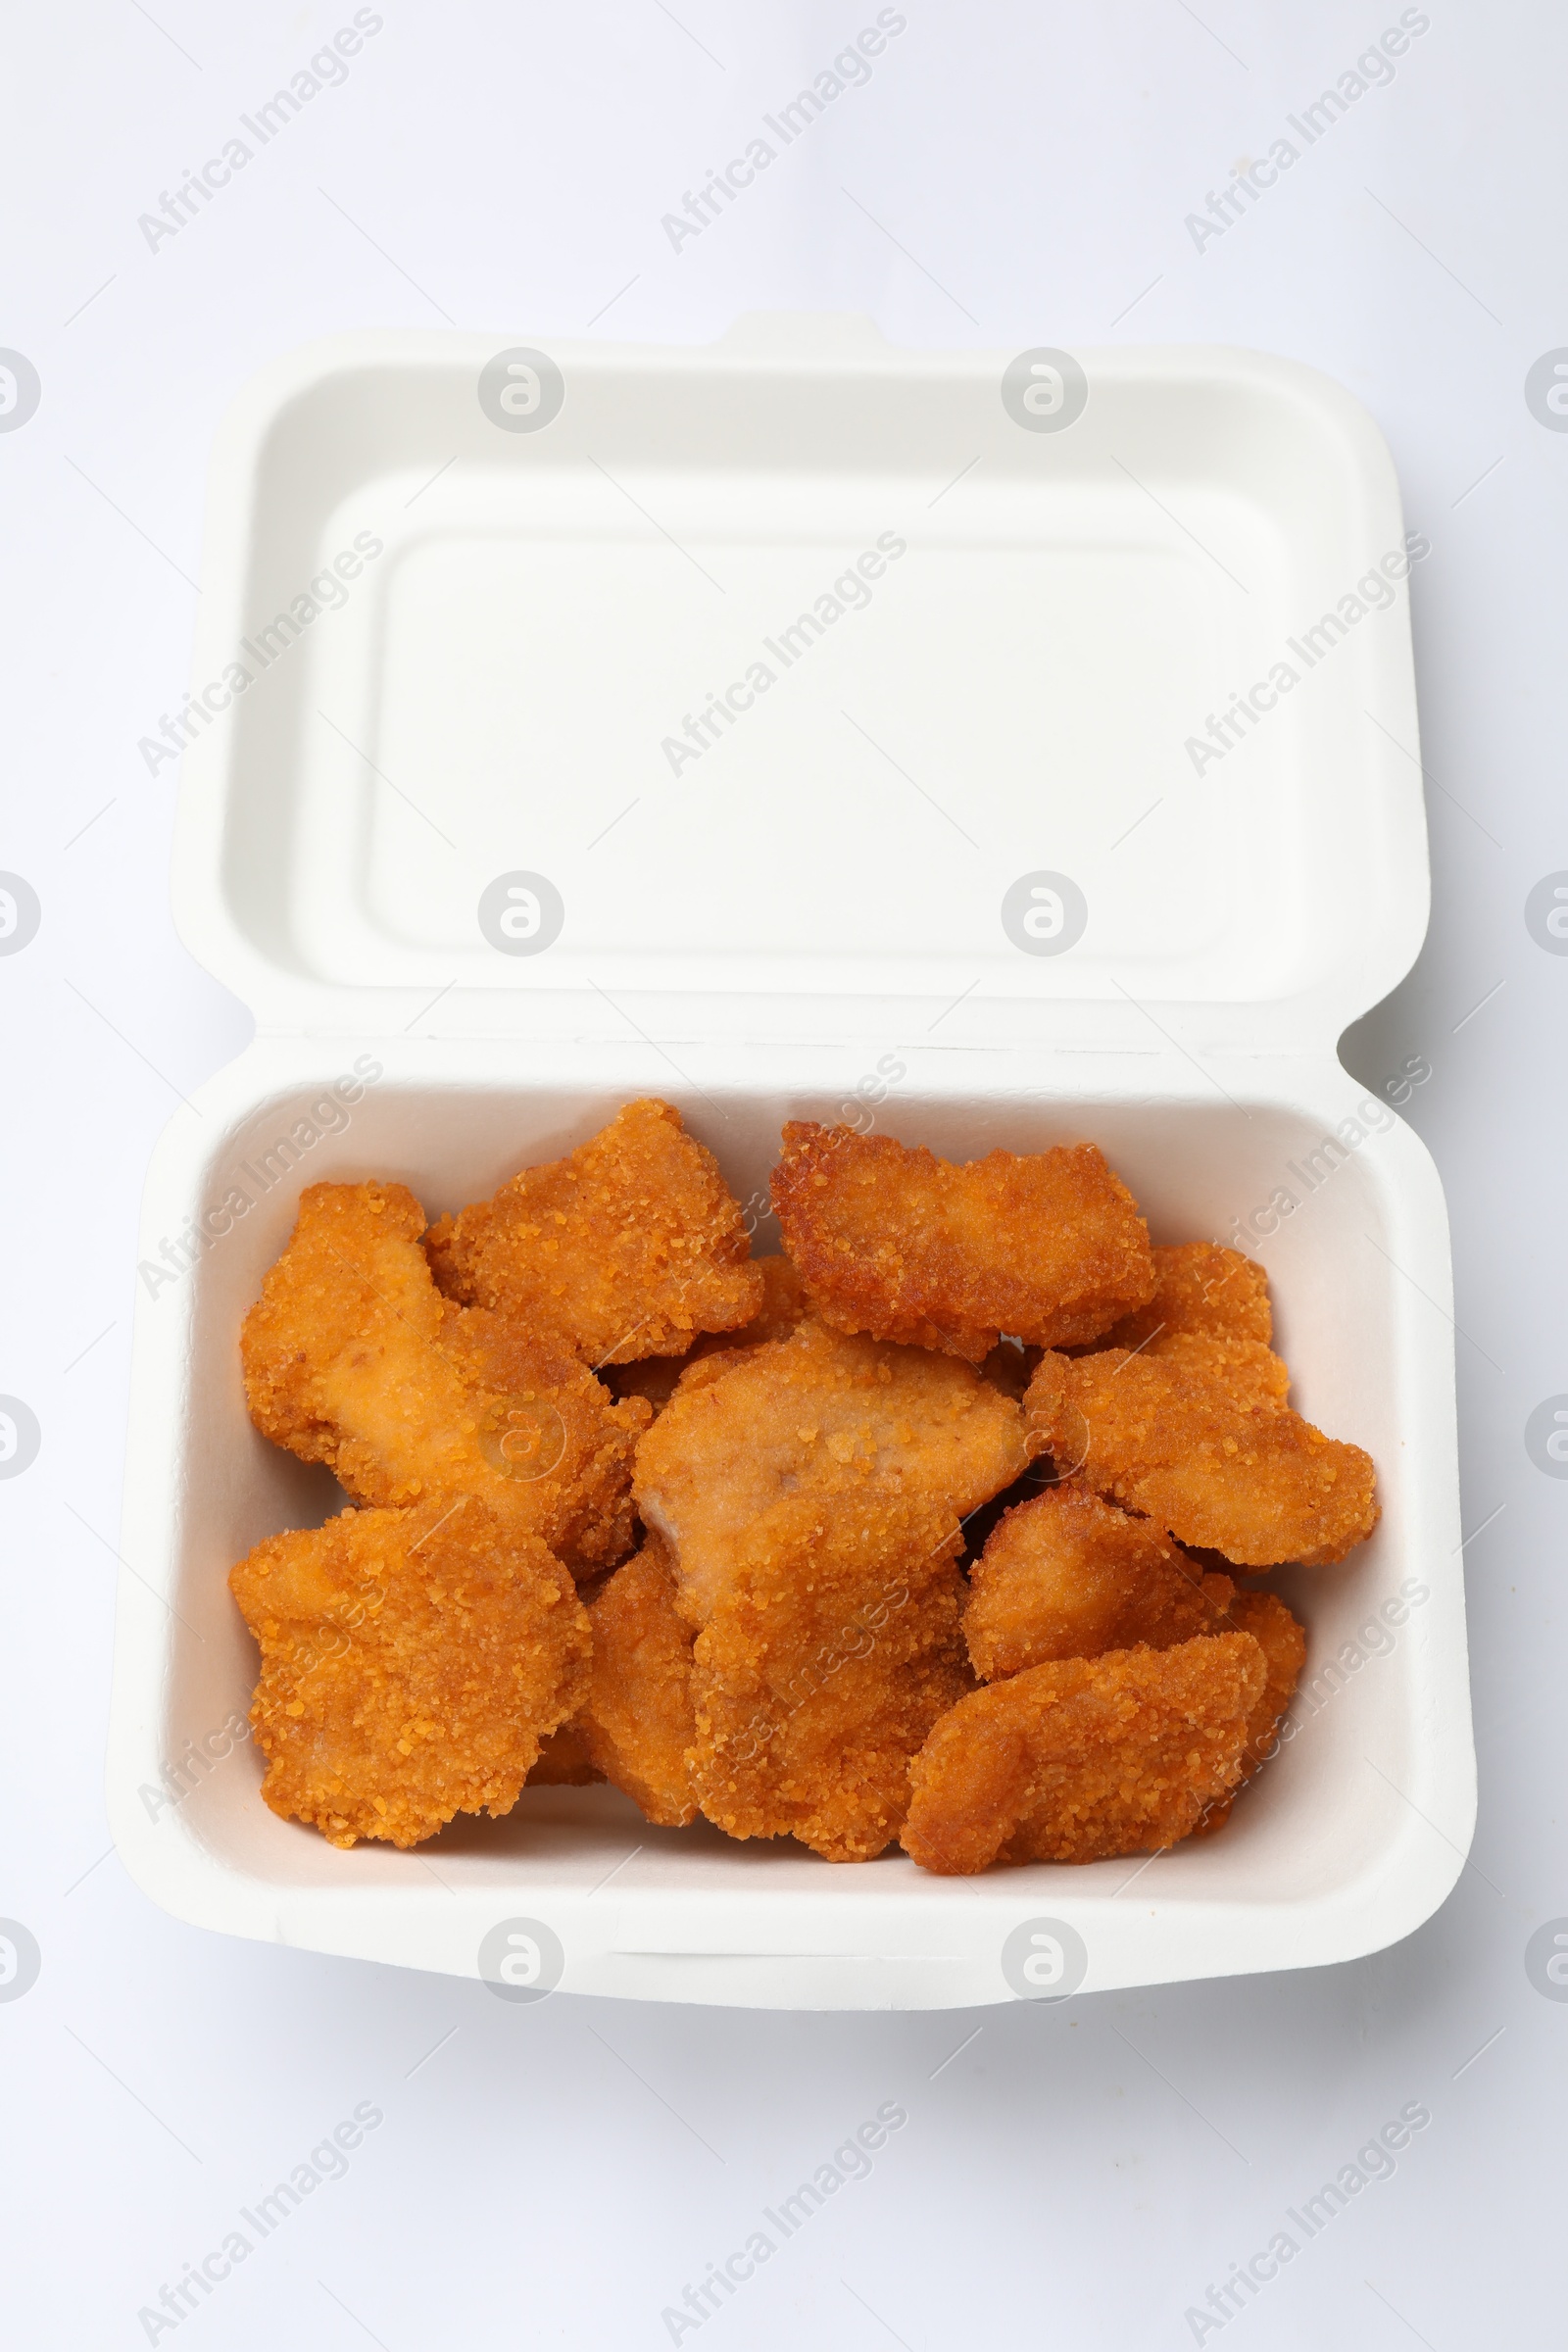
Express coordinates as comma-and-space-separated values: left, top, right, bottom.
3, 4, 1563, 2346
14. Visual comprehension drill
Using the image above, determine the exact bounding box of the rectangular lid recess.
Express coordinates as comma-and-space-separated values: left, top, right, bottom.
172, 319, 1429, 1050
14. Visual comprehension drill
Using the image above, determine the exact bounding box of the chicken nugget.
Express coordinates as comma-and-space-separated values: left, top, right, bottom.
241, 1181, 647, 1572
1101, 1242, 1272, 1350
901, 1632, 1266, 1874
1087, 1244, 1287, 1409
1229, 1590, 1306, 1764
605, 1254, 807, 1418
425, 1098, 762, 1365
770, 1125, 1154, 1361
692, 1558, 973, 1861
577, 1533, 699, 1828
965, 1481, 1234, 1680
635, 1319, 1028, 1857
1025, 1348, 1378, 1568
728, 1250, 808, 1344
229, 1497, 589, 1848
1192, 1591, 1307, 1835
635, 1316, 1031, 1622
1146, 1330, 1291, 1412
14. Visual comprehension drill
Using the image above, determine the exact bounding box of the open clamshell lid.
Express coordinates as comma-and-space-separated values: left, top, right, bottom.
172, 318, 1428, 1051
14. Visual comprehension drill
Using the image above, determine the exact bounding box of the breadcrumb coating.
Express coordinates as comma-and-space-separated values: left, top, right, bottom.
1025, 1348, 1378, 1567
1102, 1242, 1273, 1350
901, 1632, 1266, 1874
577, 1533, 699, 1828
634, 1318, 1027, 1857
229, 1498, 589, 1848
1229, 1590, 1307, 1767
692, 1559, 973, 1861
1194, 1591, 1308, 1835
1088, 1245, 1288, 1410
964, 1480, 1235, 1680
241, 1180, 648, 1573
1146, 1330, 1292, 1412
605, 1254, 807, 1418
425, 1099, 762, 1365
770, 1126, 1154, 1361
635, 1316, 1031, 1623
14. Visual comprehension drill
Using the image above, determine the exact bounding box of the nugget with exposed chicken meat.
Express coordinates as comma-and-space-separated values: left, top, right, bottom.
635, 1318, 1028, 1856
636, 1317, 1031, 1623
241, 1181, 647, 1572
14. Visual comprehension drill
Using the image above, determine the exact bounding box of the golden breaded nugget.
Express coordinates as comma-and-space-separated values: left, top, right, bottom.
728, 1251, 808, 1343
770, 1126, 1154, 1361
229, 1498, 589, 1848
692, 1559, 973, 1861
241, 1181, 647, 1573
635, 1319, 1027, 1857
901, 1632, 1265, 1874
1102, 1242, 1272, 1350
578, 1533, 699, 1828
1230, 1590, 1306, 1770
425, 1099, 762, 1365
1193, 1590, 1308, 1836
1148, 1330, 1292, 1412
1089, 1245, 1288, 1410
605, 1255, 807, 1418
635, 1317, 1031, 1623
1230, 1591, 1305, 1757
964, 1481, 1234, 1680
1025, 1348, 1378, 1568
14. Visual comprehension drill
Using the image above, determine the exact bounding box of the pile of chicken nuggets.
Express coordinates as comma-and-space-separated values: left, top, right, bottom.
230, 1099, 1377, 1872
